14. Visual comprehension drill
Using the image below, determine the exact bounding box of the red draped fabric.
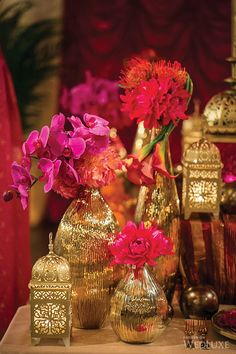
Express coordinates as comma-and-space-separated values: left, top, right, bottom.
0, 51, 31, 334
62, 0, 231, 163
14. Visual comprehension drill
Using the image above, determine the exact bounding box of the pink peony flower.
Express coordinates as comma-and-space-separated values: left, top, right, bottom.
11, 162, 33, 209
109, 221, 173, 269
38, 158, 62, 193
22, 125, 49, 156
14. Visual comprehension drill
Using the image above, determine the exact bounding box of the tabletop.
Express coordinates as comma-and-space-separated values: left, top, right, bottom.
1, 305, 236, 354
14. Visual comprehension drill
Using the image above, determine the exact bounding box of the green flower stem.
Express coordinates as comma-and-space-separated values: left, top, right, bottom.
139, 122, 175, 161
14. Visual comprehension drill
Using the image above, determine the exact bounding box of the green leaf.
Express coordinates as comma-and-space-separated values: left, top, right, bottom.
0, 0, 61, 131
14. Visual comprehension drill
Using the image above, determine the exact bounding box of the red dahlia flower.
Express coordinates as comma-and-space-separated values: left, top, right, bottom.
109, 221, 173, 269
120, 58, 191, 130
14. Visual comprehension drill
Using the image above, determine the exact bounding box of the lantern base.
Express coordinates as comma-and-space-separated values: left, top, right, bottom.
31, 336, 70, 347
184, 210, 220, 220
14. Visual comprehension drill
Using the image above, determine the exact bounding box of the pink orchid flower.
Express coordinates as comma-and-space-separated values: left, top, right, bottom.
11, 162, 33, 209
50, 113, 66, 131
22, 126, 49, 156
68, 114, 109, 154
49, 130, 86, 159
83, 113, 109, 135
67, 115, 89, 136
38, 158, 62, 193
83, 113, 110, 154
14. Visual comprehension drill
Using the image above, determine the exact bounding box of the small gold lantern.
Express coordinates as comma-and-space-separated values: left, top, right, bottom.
29, 233, 72, 346
182, 138, 223, 219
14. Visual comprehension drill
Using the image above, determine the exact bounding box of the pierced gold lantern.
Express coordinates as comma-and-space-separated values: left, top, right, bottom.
203, 0, 236, 143
182, 138, 223, 220
29, 233, 72, 346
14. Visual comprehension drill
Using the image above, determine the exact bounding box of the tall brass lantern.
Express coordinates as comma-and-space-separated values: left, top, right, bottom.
29, 233, 72, 346
182, 139, 223, 220
203, 0, 236, 141
203, 0, 236, 209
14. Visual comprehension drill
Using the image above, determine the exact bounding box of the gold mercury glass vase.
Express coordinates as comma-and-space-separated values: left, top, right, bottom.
134, 123, 180, 305
110, 265, 169, 344
54, 188, 119, 329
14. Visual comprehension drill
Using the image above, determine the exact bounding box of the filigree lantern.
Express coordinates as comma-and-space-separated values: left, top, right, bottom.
182, 139, 222, 220
29, 233, 72, 346
203, 0, 236, 210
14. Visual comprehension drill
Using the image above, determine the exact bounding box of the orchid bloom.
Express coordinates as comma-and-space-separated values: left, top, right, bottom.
68, 114, 110, 154
49, 132, 86, 159
11, 162, 33, 209
48, 117, 86, 160
50, 113, 66, 132
22, 126, 49, 156
38, 158, 62, 193
83, 113, 110, 154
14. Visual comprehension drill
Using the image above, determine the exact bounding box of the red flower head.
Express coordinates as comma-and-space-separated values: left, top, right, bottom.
109, 221, 173, 269
120, 57, 153, 90
120, 58, 191, 129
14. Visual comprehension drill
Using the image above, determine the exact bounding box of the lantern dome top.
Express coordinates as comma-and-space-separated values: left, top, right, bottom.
203, 90, 236, 135
31, 233, 70, 283
182, 138, 222, 166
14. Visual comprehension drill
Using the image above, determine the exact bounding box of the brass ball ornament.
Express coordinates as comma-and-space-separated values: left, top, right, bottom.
180, 285, 219, 320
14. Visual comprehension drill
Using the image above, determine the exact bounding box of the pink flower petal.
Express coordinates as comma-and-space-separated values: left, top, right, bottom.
65, 160, 79, 183
39, 126, 50, 147
84, 113, 109, 127
22, 130, 39, 155
49, 131, 67, 157
50, 113, 65, 131
38, 158, 53, 174
67, 115, 84, 130
69, 137, 86, 159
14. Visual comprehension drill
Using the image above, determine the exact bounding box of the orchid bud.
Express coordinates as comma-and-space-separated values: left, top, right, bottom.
3, 190, 14, 202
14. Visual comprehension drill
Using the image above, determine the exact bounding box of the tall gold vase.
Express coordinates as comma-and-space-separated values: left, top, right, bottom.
54, 188, 119, 329
134, 125, 180, 304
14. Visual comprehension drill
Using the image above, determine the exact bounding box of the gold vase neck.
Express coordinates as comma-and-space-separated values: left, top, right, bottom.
83, 187, 99, 194
126, 265, 150, 279
77, 187, 100, 200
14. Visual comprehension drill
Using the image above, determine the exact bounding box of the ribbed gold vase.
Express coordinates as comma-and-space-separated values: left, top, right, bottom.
110, 266, 168, 344
134, 124, 180, 304
54, 188, 119, 329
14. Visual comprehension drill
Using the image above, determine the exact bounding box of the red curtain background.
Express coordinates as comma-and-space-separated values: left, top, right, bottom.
0, 51, 31, 334
61, 0, 231, 163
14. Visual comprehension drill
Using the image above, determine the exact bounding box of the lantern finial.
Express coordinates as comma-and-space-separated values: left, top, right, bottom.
48, 232, 54, 253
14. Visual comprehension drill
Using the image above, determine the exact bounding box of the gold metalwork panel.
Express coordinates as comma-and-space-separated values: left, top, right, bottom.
33, 303, 67, 335
204, 92, 236, 130
189, 170, 218, 179
188, 180, 218, 208
32, 290, 68, 300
